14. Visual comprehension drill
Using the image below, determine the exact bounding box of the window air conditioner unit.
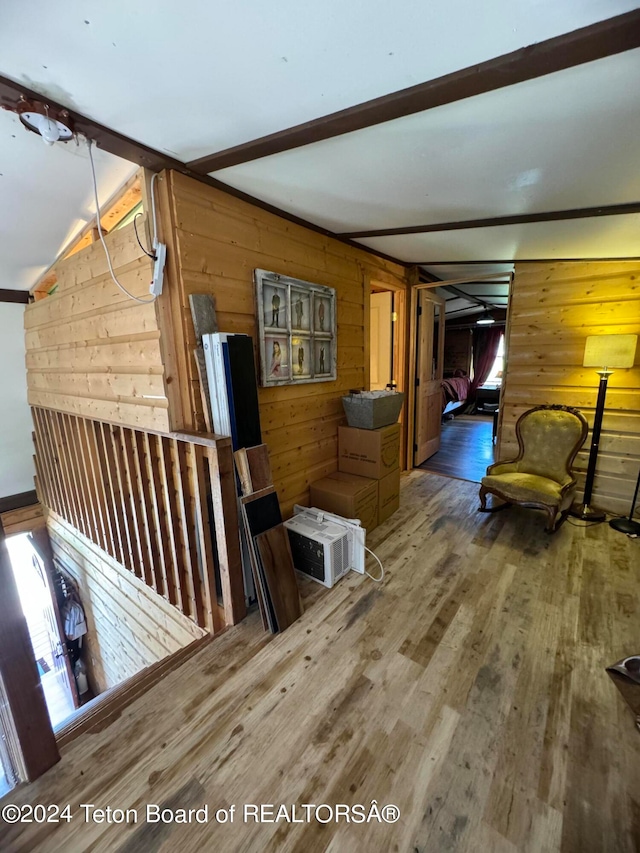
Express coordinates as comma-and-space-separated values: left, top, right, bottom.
283, 507, 365, 588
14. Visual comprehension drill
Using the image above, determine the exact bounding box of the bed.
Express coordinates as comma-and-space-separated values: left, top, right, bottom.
442, 374, 472, 414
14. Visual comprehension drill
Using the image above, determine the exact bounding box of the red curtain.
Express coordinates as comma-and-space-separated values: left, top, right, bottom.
469, 327, 503, 403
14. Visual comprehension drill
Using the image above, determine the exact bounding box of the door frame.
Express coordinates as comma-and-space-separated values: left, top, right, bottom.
365, 274, 409, 466
407, 272, 514, 470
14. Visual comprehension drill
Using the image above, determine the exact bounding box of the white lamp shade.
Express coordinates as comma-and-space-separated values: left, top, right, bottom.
583, 334, 637, 369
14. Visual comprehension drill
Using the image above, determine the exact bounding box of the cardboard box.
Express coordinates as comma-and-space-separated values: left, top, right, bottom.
338, 423, 400, 480
378, 468, 400, 526
310, 471, 378, 533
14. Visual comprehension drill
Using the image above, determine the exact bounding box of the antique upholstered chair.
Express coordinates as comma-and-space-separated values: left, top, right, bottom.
478, 404, 588, 533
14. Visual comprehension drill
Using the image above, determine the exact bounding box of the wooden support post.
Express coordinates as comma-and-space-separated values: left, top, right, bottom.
0, 519, 59, 781
93, 421, 126, 568
29, 404, 246, 634
109, 425, 142, 578
188, 445, 220, 633
144, 433, 176, 604
205, 439, 246, 626
31, 409, 63, 515
120, 429, 154, 587
131, 431, 162, 593
76, 416, 108, 552
172, 439, 200, 623
157, 437, 187, 613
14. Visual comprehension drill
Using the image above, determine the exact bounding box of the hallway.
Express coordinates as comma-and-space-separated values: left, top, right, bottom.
419, 414, 495, 483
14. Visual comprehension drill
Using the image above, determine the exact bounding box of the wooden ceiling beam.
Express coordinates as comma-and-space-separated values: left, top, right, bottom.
0, 288, 29, 304
420, 271, 511, 287
186, 9, 640, 173
0, 73, 185, 173
419, 257, 640, 265
441, 284, 492, 308
0, 74, 409, 270
340, 201, 640, 238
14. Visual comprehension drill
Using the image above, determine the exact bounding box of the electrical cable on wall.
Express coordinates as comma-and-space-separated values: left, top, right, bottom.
364, 545, 385, 582
134, 212, 155, 259
86, 138, 158, 304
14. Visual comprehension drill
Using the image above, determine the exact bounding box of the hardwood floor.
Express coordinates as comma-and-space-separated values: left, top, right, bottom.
420, 415, 495, 483
2, 471, 639, 853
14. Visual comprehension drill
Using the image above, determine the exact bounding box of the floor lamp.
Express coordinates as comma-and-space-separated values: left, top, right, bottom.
570, 333, 638, 522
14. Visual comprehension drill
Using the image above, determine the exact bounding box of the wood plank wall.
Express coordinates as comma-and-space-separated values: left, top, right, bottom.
443, 327, 472, 376
500, 261, 640, 516
157, 171, 410, 516
24, 218, 171, 432
49, 515, 205, 694
0, 503, 45, 537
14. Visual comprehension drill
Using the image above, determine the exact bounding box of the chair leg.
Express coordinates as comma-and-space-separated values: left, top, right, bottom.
546, 507, 570, 534
544, 506, 560, 534
478, 486, 511, 514
478, 485, 488, 511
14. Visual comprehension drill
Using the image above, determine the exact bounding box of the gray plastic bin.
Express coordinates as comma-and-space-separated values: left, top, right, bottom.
341, 392, 405, 430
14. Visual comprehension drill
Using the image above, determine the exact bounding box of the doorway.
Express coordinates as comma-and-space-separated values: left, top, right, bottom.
413, 290, 445, 466
5, 534, 77, 730
370, 290, 393, 390
367, 279, 408, 461
408, 273, 511, 482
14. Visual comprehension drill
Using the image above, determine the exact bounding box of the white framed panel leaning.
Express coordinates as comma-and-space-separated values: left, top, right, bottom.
255, 269, 337, 386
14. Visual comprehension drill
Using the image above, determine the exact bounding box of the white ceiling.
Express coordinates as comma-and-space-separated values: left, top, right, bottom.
0, 1, 638, 291
212, 49, 640, 233
357, 214, 640, 262
0, 1, 634, 159
0, 110, 135, 290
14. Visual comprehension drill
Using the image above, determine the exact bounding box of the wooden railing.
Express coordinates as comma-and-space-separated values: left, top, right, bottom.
31, 406, 245, 633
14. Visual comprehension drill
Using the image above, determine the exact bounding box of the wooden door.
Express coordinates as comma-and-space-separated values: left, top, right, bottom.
414, 290, 445, 466
370, 291, 393, 390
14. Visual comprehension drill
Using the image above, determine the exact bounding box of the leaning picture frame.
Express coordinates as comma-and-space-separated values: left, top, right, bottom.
254, 269, 337, 386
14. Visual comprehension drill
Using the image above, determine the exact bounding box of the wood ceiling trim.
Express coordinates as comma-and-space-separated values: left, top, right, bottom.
186, 10, 640, 174
340, 202, 640, 238
442, 284, 493, 308
0, 73, 185, 173
0, 288, 29, 304
0, 74, 408, 270
420, 257, 640, 265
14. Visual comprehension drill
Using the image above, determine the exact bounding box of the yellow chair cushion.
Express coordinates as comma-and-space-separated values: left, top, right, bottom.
516, 409, 584, 486
481, 472, 565, 506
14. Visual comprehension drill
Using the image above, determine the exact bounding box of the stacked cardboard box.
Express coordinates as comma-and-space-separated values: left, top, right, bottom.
338, 423, 401, 526
310, 472, 378, 532
309, 423, 401, 533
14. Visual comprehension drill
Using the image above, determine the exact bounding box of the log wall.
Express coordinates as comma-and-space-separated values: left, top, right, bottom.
499, 261, 640, 516
24, 218, 171, 432
157, 171, 410, 516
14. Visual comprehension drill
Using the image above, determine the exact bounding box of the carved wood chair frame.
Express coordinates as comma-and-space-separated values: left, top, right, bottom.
478, 404, 589, 533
